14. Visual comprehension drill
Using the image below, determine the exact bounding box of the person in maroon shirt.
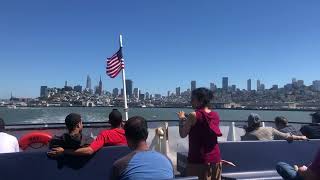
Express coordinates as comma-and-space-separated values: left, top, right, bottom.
178, 88, 224, 180
49, 109, 127, 156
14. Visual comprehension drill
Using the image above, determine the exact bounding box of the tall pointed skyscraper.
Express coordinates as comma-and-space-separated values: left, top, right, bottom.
86, 75, 92, 90
98, 76, 103, 95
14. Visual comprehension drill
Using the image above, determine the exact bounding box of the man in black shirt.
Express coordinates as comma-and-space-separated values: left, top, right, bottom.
300, 112, 320, 139
49, 113, 93, 150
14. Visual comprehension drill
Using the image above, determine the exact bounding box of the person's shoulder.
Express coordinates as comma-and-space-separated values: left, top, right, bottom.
301, 124, 313, 131
113, 151, 137, 167
210, 110, 219, 116
261, 127, 273, 131
147, 151, 172, 163
189, 112, 197, 118
148, 150, 167, 157
99, 129, 111, 135
96, 129, 112, 139
100, 128, 124, 136
285, 125, 298, 131
114, 128, 125, 134
1, 132, 18, 142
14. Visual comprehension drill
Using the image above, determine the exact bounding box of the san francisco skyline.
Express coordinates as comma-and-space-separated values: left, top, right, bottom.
1, 0, 320, 98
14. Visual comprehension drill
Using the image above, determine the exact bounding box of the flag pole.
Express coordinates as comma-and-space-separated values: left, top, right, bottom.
119, 34, 129, 121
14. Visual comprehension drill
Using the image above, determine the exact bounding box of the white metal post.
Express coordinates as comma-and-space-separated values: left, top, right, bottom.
119, 34, 129, 121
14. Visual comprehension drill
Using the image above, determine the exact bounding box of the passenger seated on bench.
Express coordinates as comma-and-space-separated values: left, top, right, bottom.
48, 113, 93, 151
300, 112, 320, 139
0, 118, 19, 153
275, 116, 302, 138
111, 116, 174, 180
241, 113, 307, 141
48, 109, 127, 156
276, 148, 320, 180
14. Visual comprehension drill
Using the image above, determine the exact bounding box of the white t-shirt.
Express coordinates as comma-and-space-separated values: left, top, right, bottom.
0, 132, 19, 153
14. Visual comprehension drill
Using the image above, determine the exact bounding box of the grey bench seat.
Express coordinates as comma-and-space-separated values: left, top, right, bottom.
222, 170, 281, 180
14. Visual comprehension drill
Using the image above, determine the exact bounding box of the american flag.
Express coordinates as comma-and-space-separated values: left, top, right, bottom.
106, 47, 124, 78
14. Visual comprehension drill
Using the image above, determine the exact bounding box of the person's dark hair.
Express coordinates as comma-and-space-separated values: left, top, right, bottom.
109, 109, 122, 127
0, 118, 5, 132
124, 116, 148, 143
246, 113, 262, 132
65, 113, 82, 132
275, 116, 288, 126
191, 88, 214, 108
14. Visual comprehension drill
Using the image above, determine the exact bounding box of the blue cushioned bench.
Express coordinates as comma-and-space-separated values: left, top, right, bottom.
177, 140, 320, 180
0, 146, 197, 180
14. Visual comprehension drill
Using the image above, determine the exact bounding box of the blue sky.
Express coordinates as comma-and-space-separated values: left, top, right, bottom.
1, 0, 320, 98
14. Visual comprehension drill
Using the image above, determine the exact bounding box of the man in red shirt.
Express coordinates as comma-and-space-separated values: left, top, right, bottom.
49, 109, 127, 156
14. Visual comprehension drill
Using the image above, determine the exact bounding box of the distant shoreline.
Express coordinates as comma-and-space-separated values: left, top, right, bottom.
0, 106, 316, 112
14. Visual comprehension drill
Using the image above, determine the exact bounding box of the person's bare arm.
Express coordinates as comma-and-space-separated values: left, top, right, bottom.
47, 146, 95, 157
178, 111, 196, 138
290, 135, 308, 141
272, 128, 307, 141
70, 146, 95, 156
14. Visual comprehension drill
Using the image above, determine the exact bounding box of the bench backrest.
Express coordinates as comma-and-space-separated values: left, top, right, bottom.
0, 146, 131, 180
177, 140, 320, 175
220, 140, 320, 173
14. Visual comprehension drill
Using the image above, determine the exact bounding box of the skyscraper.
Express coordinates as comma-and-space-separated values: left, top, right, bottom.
292, 78, 298, 88
139, 93, 145, 101
133, 88, 139, 99
231, 85, 236, 92
313, 80, 320, 91
191, 81, 196, 92
297, 80, 304, 87
113, 88, 119, 97
272, 85, 279, 90
74, 85, 82, 93
222, 77, 228, 90
247, 79, 251, 91
86, 75, 92, 90
145, 92, 150, 99
176, 87, 181, 96
257, 80, 261, 91
40, 86, 48, 97
98, 76, 103, 96
210, 83, 216, 91
125, 79, 133, 98
292, 78, 297, 83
